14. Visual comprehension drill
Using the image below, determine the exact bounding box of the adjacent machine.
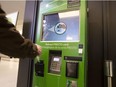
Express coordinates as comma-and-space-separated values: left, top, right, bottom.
33, 0, 87, 87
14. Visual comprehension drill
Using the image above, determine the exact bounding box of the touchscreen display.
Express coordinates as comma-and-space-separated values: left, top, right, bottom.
41, 10, 80, 42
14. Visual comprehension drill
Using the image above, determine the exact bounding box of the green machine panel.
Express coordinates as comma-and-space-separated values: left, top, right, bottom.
33, 0, 87, 87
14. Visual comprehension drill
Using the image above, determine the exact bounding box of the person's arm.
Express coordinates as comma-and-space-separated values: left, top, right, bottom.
0, 14, 41, 58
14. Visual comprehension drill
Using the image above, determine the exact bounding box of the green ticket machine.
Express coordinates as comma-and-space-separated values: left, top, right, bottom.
34, 0, 87, 87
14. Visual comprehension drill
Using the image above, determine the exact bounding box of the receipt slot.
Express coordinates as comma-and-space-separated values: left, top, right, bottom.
32, 0, 87, 87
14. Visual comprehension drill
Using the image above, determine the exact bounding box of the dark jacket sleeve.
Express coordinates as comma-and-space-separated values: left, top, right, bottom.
0, 15, 38, 58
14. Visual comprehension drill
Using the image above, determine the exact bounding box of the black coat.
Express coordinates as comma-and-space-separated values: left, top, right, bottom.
0, 7, 38, 58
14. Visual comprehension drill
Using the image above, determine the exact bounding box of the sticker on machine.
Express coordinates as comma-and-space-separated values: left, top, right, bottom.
66, 80, 77, 87
54, 22, 67, 35
67, 0, 80, 8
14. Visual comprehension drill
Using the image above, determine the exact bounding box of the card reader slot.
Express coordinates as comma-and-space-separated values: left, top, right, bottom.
64, 56, 82, 61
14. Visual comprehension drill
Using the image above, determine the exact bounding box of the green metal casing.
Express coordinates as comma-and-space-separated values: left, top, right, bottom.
33, 0, 87, 87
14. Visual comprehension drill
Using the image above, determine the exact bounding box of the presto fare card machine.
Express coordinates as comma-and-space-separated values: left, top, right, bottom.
34, 0, 87, 87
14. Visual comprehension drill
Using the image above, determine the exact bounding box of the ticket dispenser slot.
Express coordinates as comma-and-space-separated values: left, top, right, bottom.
65, 56, 82, 78
66, 62, 79, 78
48, 50, 62, 74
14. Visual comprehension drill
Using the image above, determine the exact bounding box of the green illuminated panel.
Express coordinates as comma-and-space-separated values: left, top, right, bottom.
33, 0, 87, 87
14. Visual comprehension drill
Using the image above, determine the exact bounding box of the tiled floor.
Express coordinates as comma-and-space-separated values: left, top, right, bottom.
0, 58, 19, 87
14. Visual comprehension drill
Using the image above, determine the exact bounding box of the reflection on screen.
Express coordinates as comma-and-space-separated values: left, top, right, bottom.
41, 10, 80, 42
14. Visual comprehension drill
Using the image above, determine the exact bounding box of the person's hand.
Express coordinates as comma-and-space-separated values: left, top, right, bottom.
35, 44, 42, 55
